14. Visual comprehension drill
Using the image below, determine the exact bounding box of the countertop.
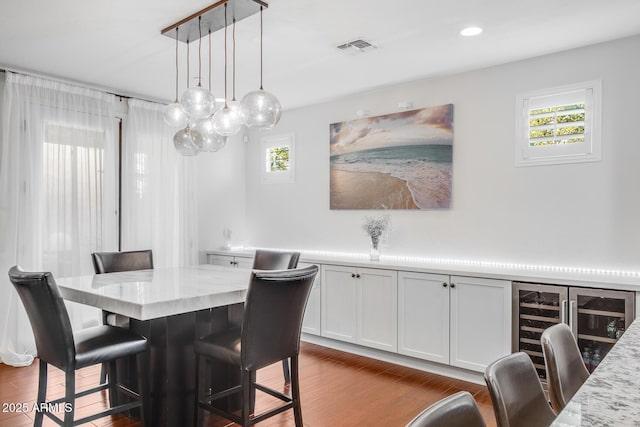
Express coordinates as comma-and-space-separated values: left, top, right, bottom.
204, 248, 640, 292
551, 318, 640, 426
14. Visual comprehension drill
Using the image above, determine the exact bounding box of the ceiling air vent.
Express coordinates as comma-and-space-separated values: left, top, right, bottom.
336, 39, 377, 53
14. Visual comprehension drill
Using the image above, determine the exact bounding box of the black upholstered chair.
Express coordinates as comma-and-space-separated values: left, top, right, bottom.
91, 249, 153, 382
251, 249, 301, 382
194, 265, 318, 427
484, 352, 556, 427
8, 266, 149, 427
541, 323, 590, 412
405, 391, 486, 427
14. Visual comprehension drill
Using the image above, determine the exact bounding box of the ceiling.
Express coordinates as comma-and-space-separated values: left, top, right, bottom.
1, 0, 640, 110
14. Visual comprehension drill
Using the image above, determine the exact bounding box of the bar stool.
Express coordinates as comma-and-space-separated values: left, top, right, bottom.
541, 323, 590, 411
251, 249, 301, 382
484, 352, 556, 427
405, 391, 486, 427
194, 265, 318, 427
8, 266, 149, 427
91, 249, 153, 383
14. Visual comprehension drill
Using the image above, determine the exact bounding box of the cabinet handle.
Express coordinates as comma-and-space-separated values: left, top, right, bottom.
351, 273, 356, 278
561, 299, 567, 324
442, 282, 448, 288
356, 274, 361, 278
450, 283, 456, 289
569, 300, 575, 330
230, 261, 234, 265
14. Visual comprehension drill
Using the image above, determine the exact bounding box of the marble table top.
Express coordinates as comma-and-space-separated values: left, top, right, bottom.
57, 264, 250, 320
551, 318, 640, 426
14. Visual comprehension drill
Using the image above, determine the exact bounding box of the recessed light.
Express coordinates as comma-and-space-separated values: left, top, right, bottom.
460, 26, 483, 37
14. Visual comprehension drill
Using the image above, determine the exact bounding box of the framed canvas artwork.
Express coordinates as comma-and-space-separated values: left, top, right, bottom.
330, 104, 453, 209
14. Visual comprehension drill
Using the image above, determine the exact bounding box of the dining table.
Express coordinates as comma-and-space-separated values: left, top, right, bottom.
56, 264, 252, 427
551, 317, 640, 426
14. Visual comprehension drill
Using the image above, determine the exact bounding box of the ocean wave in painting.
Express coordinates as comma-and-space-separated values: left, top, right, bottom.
330, 144, 452, 209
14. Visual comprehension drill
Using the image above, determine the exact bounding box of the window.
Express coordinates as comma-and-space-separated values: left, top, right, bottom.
261, 133, 295, 183
515, 80, 601, 166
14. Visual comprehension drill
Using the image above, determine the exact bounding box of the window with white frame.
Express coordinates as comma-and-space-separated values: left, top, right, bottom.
515, 80, 601, 166
261, 133, 295, 183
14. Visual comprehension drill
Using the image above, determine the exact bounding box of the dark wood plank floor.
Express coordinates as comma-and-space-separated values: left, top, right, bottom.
0, 342, 496, 426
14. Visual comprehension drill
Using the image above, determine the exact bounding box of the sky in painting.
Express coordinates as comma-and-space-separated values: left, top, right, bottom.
330, 104, 453, 156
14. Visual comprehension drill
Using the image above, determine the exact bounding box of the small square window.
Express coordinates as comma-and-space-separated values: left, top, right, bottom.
515, 80, 601, 167
261, 133, 295, 183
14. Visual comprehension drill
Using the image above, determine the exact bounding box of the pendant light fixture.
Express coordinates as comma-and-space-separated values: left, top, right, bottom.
164, 27, 189, 128
240, 6, 281, 129
162, 0, 278, 154
192, 29, 228, 152
180, 16, 217, 120
212, 3, 243, 136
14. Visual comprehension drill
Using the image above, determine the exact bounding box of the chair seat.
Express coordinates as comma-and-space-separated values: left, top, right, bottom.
194, 328, 242, 366
74, 325, 148, 370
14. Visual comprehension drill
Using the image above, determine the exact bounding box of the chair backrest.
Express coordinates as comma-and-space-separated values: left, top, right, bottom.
405, 391, 486, 427
8, 266, 75, 371
541, 323, 590, 411
91, 250, 153, 274
252, 249, 300, 270
241, 265, 318, 371
484, 352, 556, 427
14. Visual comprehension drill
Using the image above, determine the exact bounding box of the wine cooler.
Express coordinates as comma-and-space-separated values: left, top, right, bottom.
512, 282, 635, 381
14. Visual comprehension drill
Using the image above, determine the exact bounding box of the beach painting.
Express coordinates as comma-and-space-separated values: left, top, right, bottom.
330, 104, 453, 210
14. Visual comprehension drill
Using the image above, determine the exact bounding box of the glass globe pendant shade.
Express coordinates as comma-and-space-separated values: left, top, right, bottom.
191, 118, 228, 152
163, 102, 188, 128
240, 89, 282, 129
212, 106, 243, 136
181, 86, 217, 120
173, 128, 200, 156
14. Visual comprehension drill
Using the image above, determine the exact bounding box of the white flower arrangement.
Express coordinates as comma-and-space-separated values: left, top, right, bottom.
362, 213, 390, 250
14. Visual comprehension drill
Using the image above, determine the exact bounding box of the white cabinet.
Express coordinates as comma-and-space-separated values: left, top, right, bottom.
301, 264, 322, 336
207, 253, 253, 269
398, 272, 511, 373
321, 265, 357, 343
321, 265, 397, 352
398, 272, 450, 364
449, 275, 511, 372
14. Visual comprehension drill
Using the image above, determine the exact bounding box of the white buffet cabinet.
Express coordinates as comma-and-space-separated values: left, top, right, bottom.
204, 249, 640, 384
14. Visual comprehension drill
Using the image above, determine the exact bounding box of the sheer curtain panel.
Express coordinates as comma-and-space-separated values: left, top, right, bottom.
0, 72, 119, 366
122, 99, 198, 268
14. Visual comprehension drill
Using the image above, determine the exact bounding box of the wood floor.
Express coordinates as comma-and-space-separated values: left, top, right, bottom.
0, 342, 496, 426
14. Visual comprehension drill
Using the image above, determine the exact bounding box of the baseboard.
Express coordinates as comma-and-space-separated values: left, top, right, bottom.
301, 333, 485, 386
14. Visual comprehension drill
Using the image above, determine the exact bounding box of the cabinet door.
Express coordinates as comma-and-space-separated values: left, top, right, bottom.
302, 264, 321, 335
449, 276, 511, 372
321, 265, 357, 343
207, 254, 236, 267
235, 256, 254, 269
398, 272, 450, 364
357, 268, 398, 352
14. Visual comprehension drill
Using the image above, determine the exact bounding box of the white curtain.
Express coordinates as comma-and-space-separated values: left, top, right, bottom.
0, 72, 119, 366
122, 99, 198, 267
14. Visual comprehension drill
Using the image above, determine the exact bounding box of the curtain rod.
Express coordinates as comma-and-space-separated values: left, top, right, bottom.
0, 67, 170, 106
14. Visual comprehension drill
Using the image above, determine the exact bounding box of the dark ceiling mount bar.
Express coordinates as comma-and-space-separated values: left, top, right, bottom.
161, 0, 268, 43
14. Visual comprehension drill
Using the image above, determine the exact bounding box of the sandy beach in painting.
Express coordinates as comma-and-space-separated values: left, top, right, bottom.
331, 169, 418, 209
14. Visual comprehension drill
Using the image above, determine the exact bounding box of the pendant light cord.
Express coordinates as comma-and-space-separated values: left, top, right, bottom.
198, 16, 203, 87
174, 27, 179, 102
223, 3, 228, 107
208, 30, 212, 91
260, 6, 264, 90
186, 40, 190, 89
232, 18, 236, 101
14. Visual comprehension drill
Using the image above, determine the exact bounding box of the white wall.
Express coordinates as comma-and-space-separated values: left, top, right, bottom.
197, 35, 640, 272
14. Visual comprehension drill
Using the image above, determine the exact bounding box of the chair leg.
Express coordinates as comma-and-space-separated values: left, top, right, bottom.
35, 360, 47, 427
137, 351, 149, 427
63, 370, 75, 427
241, 370, 253, 427
290, 357, 303, 427
194, 354, 201, 427
282, 358, 291, 383
100, 362, 107, 384
108, 360, 119, 408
